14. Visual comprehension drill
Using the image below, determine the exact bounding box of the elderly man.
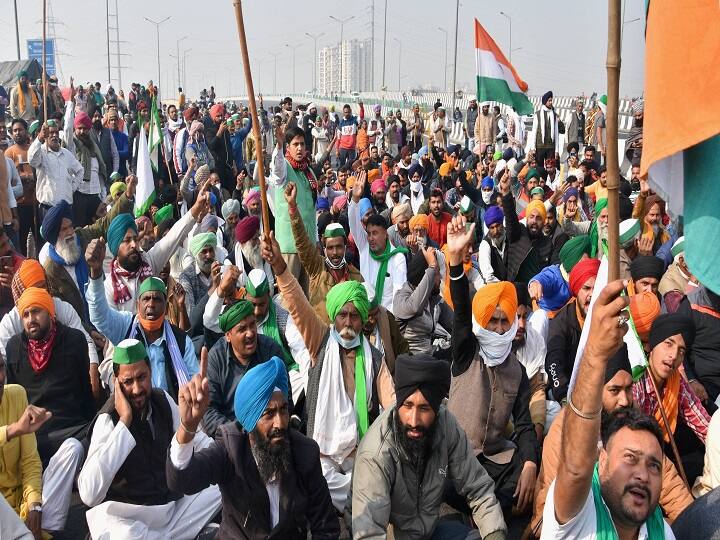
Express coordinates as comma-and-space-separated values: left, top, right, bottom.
9, 71, 38, 122
444, 215, 539, 517
386, 202, 412, 250
168, 356, 339, 538
263, 230, 394, 511
351, 354, 507, 540
474, 102, 495, 154
659, 237, 697, 313
349, 172, 408, 313
103, 183, 210, 313
86, 237, 198, 400
78, 339, 220, 539
178, 232, 217, 319
220, 198, 241, 253
5, 287, 95, 533
233, 215, 274, 291
67, 111, 108, 227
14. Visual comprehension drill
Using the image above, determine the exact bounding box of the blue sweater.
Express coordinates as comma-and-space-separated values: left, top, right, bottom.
230, 118, 253, 170
530, 264, 570, 312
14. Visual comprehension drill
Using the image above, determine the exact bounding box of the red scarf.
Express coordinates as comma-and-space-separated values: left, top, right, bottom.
28, 321, 57, 373
110, 258, 154, 305
285, 149, 317, 192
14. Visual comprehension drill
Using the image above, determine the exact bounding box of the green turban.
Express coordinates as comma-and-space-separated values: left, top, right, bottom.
107, 214, 137, 255
219, 300, 254, 333
138, 276, 167, 298
154, 204, 174, 226
326, 280, 370, 324
526, 168, 540, 181
113, 338, 148, 365
110, 181, 127, 199
246, 268, 269, 298
559, 235, 591, 273
189, 232, 217, 257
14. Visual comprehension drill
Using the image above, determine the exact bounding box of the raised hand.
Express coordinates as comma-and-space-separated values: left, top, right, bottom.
352, 169, 367, 203
637, 235, 654, 256
284, 182, 297, 206
8, 405, 52, 440
190, 180, 211, 221
218, 265, 241, 298
207, 261, 222, 295
261, 230, 287, 276
584, 280, 630, 361
421, 246, 438, 268
177, 348, 210, 442
125, 174, 137, 199
172, 281, 186, 306
446, 215, 475, 266
114, 378, 133, 427
85, 238, 107, 279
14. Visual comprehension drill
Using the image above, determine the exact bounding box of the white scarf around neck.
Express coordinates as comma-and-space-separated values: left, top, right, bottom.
472, 316, 519, 367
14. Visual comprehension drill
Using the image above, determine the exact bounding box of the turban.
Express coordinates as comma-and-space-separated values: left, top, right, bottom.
484, 205, 504, 227
394, 353, 450, 414
631, 98, 644, 115
210, 103, 225, 120
136, 101, 148, 111
333, 195, 348, 211
74, 111, 92, 130
391, 203, 412, 222
495, 159, 507, 175
17, 287, 55, 319
559, 235, 591, 273
563, 187, 579, 203
221, 199, 241, 219
502, 148, 515, 161
525, 200, 547, 221
316, 197, 330, 211
630, 255, 665, 282
189, 120, 204, 139
113, 338, 148, 366
219, 299, 255, 332
417, 146, 429, 158
671, 236, 685, 259
370, 178, 386, 194
199, 214, 219, 233
605, 344, 632, 384
323, 223, 346, 239
246, 268, 270, 297
346, 176, 356, 191
359, 198, 374, 218
107, 214, 137, 255
530, 187, 545, 198
11, 260, 46, 303
367, 169, 380, 182
525, 168, 540, 182
326, 280, 370, 324
153, 204, 173, 226
110, 181, 127, 199
40, 200, 73, 245
649, 313, 695, 350
481, 176, 495, 190
235, 216, 260, 243
630, 291, 661, 341
619, 219, 641, 247
439, 162, 453, 177
28, 120, 40, 136
407, 251, 429, 287
233, 356, 288, 432
407, 163, 423, 179
409, 213, 429, 231
373, 104, 381, 113
400, 146, 412, 158
138, 276, 167, 297
17, 69, 27, 79
460, 195, 475, 214
447, 144, 461, 157
183, 106, 198, 121
569, 257, 601, 297
472, 281, 517, 328
243, 189, 261, 207
493, 149, 503, 161
189, 232, 217, 257
542, 90, 554, 104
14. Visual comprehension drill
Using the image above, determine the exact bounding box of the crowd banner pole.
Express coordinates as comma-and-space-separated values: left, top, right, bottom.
605, 0, 621, 281
232, 0, 270, 230
42, 0, 48, 121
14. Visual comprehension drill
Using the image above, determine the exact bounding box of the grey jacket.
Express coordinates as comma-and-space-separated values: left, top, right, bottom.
350, 406, 506, 540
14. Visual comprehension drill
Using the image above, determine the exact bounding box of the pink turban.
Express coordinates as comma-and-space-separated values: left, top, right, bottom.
235, 216, 260, 243
74, 111, 92, 130
210, 103, 225, 121
333, 195, 348, 211
243, 190, 261, 207
370, 178, 386, 194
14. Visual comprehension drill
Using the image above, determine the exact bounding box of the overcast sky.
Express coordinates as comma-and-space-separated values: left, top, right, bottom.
1, 0, 646, 100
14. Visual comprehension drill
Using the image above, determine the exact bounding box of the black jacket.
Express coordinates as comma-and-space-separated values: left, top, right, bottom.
545, 300, 583, 402
205, 118, 234, 190
501, 192, 540, 283
166, 423, 340, 540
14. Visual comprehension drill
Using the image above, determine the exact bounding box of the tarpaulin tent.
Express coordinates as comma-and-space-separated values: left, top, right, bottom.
0, 59, 43, 89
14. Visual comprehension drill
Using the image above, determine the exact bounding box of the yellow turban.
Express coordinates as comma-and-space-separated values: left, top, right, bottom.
409, 213, 429, 231
525, 200, 547, 221
346, 176, 356, 191
367, 169, 381, 182
17, 287, 55, 319
472, 281, 517, 328
439, 162, 453, 177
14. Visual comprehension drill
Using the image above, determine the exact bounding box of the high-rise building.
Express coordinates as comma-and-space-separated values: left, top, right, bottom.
318, 39, 372, 95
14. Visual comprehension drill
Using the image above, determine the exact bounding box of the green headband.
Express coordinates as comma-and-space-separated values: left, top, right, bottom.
113, 338, 148, 365
219, 300, 254, 333
137, 277, 167, 298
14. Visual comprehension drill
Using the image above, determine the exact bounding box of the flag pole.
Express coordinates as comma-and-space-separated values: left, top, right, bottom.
605, 0, 621, 281
41, 0, 48, 121
231, 0, 270, 230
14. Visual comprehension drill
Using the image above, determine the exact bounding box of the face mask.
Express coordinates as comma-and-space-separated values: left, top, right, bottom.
325, 256, 346, 270
410, 180, 422, 193
331, 326, 360, 349
482, 190, 493, 205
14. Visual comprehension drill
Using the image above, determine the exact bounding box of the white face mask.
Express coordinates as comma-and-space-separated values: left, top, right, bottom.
482, 190, 493, 205
410, 180, 422, 193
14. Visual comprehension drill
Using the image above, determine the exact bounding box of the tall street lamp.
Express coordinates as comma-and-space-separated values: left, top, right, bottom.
305, 32, 325, 93
329, 15, 355, 93
500, 11, 512, 62
144, 16, 171, 99
438, 27, 448, 91
176, 35, 188, 89
285, 43, 301, 94
393, 37, 402, 92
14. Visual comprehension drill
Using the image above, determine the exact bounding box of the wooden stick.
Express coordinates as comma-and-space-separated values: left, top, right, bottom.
605, 0, 621, 281
41, 0, 48, 122
232, 0, 270, 230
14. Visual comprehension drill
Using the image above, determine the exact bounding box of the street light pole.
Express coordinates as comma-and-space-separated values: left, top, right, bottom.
182, 48, 191, 91
381, 0, 388, 90
621, 17, 641, 49
329, 15, 355, 94
393, 37, 401, 92
269, 52, 280, 95
450, 0, 460, 112
176, 35, 188, 89
500, 11, 512, 62
305, 32, 325, 93
13, 0, 20, 60
144, 16, 171, 99
438, 27, 448, 91
285, 44, 300, 94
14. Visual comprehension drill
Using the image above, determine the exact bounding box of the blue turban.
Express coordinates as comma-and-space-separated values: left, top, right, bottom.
40, 200, 73, 245
199, 214, 218, 233
542, 90, 553, 104
502, 148, 515, 161
359, 198, 374, 218
447, 144, 461, 157
209, 192, 218, 207
484, 205, 504, 227
563, 187, 580, 203
107, 214, 137, 255
481, 176, 495, 190
233, 356, 288, 432
407, 163, 423, 179
417, 146, 429, 158
316, 197, 330, 211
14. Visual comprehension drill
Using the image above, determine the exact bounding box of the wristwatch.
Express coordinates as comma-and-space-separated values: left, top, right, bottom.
30, 503, 42, 513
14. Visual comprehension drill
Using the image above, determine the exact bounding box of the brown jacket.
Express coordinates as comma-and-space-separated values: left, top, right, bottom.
474, 112, 496, 145
289, 210, 362, 323
530, 408, 694, 536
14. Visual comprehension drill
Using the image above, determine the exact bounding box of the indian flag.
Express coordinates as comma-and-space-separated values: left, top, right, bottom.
148, 96, 163, 173
641, 0, 720, 294
134, 126, 156, 217
474, 18, 534, 115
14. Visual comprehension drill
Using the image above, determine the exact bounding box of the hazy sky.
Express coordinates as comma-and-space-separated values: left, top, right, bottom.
1, 0, 646, 100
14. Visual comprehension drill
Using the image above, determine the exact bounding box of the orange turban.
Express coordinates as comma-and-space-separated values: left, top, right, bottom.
17, 287, 55, 319
346, 176, 356, 191
630, 291, 661, 341
18, 259, 46, 288
472, 281, 518, 328
367, 169, 381, 182
525, 199, 547, 221
409, 213, 429, 231
439, 162, 453, 177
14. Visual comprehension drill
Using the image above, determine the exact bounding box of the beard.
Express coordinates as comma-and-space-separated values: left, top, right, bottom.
197, 258, 213, 274
250, 428, 291, 483
600, 476, 656, 529
599, 223, 609, 242
241, 240, 263, 269
527, 224, 542, 239
56, 233, 81, 264
392, 410, 435, 469
491, 232, 506, 247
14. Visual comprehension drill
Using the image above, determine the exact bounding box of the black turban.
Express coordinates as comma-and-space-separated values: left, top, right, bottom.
513, 282, 531, 308
649, 313, 695, 350
407, 251, 429, 288
605, 344, 632, 384
630, 255, 665, 282
542, 90, 554, 104
394, 354, 450, 414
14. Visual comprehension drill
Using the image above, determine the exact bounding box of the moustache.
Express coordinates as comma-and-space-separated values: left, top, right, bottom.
624, 483, 650, 499
339, 327, 357, 339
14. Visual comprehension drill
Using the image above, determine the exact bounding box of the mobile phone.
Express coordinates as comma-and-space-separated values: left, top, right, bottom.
0, 255, 13, 272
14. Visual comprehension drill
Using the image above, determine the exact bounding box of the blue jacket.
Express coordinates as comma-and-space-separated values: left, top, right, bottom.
230, 118, 253, 171
111, 129, 130, 177
530, 264, 570, 312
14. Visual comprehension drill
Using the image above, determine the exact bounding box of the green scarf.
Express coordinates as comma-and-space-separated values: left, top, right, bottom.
74, 134, 108, 184
369, 241, 408, 307
262, 301, 298, 371
591, 463, 665, 540
588, 198, 608, 258
355, 336, 369, 438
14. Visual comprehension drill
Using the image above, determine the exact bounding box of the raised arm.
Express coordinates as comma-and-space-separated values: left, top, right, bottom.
286, 182, 324, 277
348, 170, 369, 252
392, 250, 437, 320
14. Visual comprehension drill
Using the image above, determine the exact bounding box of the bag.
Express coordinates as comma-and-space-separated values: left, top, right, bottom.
558, 119, 566, 135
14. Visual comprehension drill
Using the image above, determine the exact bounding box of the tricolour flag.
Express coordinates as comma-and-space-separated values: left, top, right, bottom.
134, 126, 156, 218
148, 96, 163, 173
474, 18, 534, 115
641, 0, 720, 294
